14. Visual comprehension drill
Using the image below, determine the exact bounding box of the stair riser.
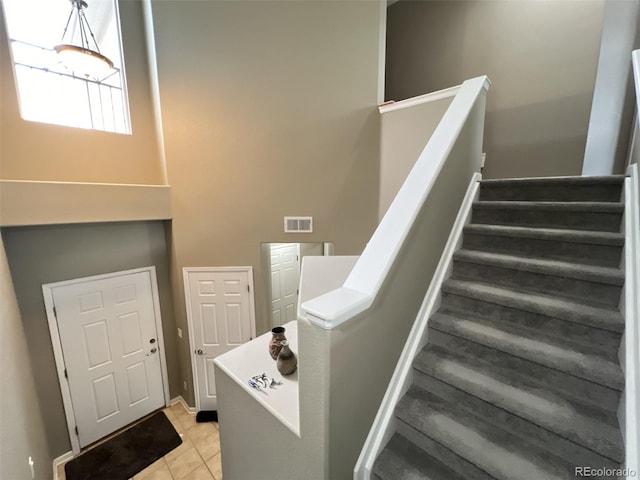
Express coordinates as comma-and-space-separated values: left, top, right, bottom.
426, 329, 622, 408
479, 184, 623, 202
395, 421, 494, 480
451, 260, 622, 308
413, 370, 622, 470
462, 232, 623, 267
471, 207, 622, 232
440, 292, 622, 358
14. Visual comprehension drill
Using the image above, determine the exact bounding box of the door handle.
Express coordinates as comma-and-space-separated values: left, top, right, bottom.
196, 349, 203, 355
150, 348, 157, 354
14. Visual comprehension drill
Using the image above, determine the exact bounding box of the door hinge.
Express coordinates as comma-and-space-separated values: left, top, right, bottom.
53, 306, 57, 318
247, 284, 250, 293
74, 426, 79, 436
64, 369, 68, 379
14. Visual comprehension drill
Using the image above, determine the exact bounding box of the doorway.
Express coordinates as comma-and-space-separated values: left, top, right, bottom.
43, 267, 169, 454
183, 267, 257, 411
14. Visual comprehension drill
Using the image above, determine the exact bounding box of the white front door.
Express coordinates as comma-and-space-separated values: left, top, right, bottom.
184, 268, 255, 411
270, 243, 300, 327
49, 269, 165, 448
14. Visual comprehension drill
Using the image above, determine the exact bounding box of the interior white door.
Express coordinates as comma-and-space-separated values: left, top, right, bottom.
185, 268, 254, 410
51, 270, 165, 448
270, 243, 300, 327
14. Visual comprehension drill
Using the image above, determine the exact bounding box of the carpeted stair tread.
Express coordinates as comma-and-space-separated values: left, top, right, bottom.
463, 224, 624, 246
442, 279, 624, 333
412, 372, 622, 472
452, 249, 624, 285
472, 201, 624, 212
479, 175, 624, 202
471, 201, 623, 232
414, 344, 624, 461
427, 329, 622, 414
439, 293, 622, 356
430, 311, 622, 377
396, 386, 580, 480
480, 175, 625, 185
373, 434, 467, 480
462, 225, 624, 267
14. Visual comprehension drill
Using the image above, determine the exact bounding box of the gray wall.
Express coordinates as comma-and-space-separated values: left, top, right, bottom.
0, 236, 50, 480
1, 221, 179, 457
150, 0, 383, 406
386, 0, 606, 179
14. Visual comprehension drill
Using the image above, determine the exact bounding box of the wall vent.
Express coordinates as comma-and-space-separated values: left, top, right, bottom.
284, 216, 313, 233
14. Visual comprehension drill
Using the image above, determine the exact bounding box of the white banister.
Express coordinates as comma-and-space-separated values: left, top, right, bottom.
302, 75, 490, 330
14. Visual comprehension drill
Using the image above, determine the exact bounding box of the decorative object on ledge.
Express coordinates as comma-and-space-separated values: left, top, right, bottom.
54, 0, 114, 80
277, 340, 297, 376
269, 326, 287, 359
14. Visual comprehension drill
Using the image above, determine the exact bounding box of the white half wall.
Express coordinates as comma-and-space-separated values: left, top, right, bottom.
583, 0, 640, 175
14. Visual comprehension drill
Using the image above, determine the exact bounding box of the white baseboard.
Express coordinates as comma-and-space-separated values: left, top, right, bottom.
170, 395, 196, 414
52, 450, 74, 480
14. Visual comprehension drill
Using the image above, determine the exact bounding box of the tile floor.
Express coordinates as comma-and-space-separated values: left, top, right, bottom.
57, 402, 222, 480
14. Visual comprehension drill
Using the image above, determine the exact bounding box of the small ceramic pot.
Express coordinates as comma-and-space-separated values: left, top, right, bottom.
277, 340, 297, 375
269, 327, 287, 360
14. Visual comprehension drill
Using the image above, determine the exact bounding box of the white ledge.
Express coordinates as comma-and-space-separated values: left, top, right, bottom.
378, 85, 460, 114
303, 287, 371, 329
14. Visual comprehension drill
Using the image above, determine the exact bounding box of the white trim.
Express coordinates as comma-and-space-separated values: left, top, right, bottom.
378, 85, 461, 114
183, 266, 257, 412
52, 450, 74, 480
170, 395, 196, 414
353, 173, 482, 480
624, 164, 640, 478
633, 50, 640, 122
377, 0, 387, 105
302, 75, 490, 330
42, 266, 170, 455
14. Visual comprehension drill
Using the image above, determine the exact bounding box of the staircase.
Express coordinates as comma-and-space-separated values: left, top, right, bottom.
373, 175, 627, 480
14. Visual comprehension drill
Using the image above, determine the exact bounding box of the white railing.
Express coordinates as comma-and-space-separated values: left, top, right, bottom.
301, 76, 490, 330
624, 49, 640, 480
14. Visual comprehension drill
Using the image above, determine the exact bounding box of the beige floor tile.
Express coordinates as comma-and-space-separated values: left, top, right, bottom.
186, 422, 217, 444
165, 434, 194, 463
167, 446, 204, 479
192, 433, 221, 462
182, 464, 214, 480
177, 412, 197, 430
133, 458, 167, 480
206, 453, 223, 480
136, 464, 173, 480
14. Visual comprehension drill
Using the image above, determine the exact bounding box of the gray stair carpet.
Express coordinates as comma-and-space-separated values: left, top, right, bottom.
373, 175, 626, 480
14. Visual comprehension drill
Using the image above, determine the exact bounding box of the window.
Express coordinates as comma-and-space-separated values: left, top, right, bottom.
2, 0, 131, 134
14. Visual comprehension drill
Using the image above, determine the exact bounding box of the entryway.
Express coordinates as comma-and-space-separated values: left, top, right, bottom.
43, 267, 170, 454
183, 267, 256, 411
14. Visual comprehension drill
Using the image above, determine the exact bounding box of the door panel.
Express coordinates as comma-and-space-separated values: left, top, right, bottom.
185, 268, 254, 410
52, 271, 164, 447
270, 244, 300, 327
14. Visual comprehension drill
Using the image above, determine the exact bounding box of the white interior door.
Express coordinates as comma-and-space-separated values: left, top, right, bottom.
270, 243, 300, 328
50, 269, 165, 448
184, 268, 255, 411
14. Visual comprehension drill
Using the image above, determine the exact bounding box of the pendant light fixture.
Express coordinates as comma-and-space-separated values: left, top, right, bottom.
54, 0, 114, 80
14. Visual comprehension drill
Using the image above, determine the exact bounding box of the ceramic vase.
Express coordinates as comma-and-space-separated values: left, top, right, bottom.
269, 326, 287, 360
277, 340, 297, 375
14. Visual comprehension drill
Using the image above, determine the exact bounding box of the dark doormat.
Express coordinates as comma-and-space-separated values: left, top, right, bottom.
196, 410, 218, 423
65, 411, 182, 480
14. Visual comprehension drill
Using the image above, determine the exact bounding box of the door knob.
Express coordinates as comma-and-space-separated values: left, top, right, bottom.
149, 338, 156, 344
196, 349, 203, 355
150, 348, 157, 353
